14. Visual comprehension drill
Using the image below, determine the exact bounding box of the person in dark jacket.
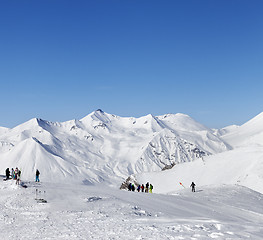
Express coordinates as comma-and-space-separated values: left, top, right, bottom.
5, 168, 10, 180
36, 169, 40, 182
190, 182, 196, 192
145, 182, 149, 193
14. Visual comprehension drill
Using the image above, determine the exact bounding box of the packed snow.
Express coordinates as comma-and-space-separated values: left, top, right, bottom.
1, 178, 263, 239
1, 110, 263, 239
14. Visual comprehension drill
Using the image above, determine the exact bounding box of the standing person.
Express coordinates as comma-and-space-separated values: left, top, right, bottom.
137, 185, 141, 192
149, 184, 153, 193
141, 184, 145, 192
11, 168, 14, 179
36, 169, 40, 182
5, 168, 10, 180
190, 182, 196, 192
14, 167, 18, 181
145, 182, 149, 193
16, 169, 21, 185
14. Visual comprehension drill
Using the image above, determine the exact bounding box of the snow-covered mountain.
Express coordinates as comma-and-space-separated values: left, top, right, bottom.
134, 111, 263, 194
0, 110, 230, 184
219, 112, 263, 148
1, 110, 263, 239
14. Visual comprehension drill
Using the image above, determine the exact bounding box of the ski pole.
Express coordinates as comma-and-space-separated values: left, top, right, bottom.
179, 182, 186, 188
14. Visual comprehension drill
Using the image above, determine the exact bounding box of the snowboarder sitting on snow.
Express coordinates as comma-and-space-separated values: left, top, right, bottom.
190, 182, 196, 192
36, 169, 40, 182
5, 168, 10, 180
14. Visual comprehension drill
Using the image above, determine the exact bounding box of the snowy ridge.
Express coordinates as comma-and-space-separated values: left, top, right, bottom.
0, 110, 230, 184
219, 112, 263, 148
0, 126, 9, 135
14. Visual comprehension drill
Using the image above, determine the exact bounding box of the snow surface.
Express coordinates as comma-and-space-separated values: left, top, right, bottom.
1, 110, 263, 239
135, 146, 263, 194
1, 178, 263, 239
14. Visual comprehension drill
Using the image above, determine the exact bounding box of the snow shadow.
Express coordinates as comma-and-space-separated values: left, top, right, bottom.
82, 179, 96, 186
195, 189, 203, 193
87, 196, 102, 202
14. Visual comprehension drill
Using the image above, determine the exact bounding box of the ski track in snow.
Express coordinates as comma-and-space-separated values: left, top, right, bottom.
0, 179, 263, 239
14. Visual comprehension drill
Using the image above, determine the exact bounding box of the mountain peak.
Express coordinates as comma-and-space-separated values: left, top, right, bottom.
96, 109, 104, 113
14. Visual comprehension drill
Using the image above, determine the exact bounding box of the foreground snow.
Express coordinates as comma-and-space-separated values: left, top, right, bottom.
1, 178, 263, 239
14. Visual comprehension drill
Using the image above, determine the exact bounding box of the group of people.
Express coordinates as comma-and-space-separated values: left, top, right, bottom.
5, 168, 41, 184
128, 182, 154, 193
127, 181, 196, 193
5, 167, 21, 184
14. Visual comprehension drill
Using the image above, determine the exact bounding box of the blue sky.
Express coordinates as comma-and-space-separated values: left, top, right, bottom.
0, 0, 262, 128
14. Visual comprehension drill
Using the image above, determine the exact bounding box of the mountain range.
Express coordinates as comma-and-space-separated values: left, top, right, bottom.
0, 110, 262, 193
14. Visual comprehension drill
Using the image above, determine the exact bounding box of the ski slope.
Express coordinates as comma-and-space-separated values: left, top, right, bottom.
0, 178, 263, 239
135, 146, 263, 194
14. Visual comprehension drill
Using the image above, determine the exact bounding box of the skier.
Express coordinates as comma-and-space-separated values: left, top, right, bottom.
5, 168, 10, 180
145, 182, 149, 193
137, 184, 141, 192
190, 182, 196, 192
149, 184, 153, 193
128, 183, 132, 191
141, 184, 144, 192
36, 169, 40, 182
132, 184, 135, 192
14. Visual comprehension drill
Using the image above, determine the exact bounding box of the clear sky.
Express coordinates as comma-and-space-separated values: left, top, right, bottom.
0, 0, 262, 129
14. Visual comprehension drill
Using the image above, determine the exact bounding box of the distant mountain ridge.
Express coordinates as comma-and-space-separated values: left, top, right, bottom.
219, 112, 263, 148
0, 110, 262, 185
